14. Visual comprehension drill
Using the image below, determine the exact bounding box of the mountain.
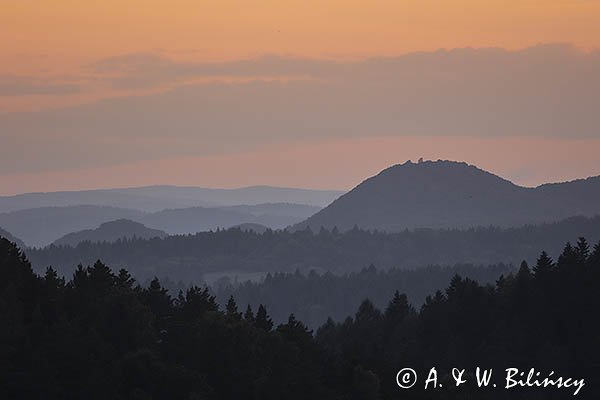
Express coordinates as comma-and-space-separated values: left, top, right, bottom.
0, 226, 25, 248
0, 202, 319, 247
52, 219, 168, 247
219, 203, 320, 219
139, 203, 317, 234
297, 160, 600, 232
0, 206, 146, 248
535, 176, 600, 216
141, 207, 256, 235
0, 185, 343, 213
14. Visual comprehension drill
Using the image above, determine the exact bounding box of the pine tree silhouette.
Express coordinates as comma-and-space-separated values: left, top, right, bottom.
255, 304, 273, 331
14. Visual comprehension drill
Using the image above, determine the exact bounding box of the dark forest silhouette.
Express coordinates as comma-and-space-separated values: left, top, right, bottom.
213, 263, 514, 327
2, 236, 599, 399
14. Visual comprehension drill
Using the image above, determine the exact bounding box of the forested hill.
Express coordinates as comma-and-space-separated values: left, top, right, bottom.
0, 203, 321, 247
26, 215, 600, 282
2, 235, 599, 398
52, 219, 167, 247
297, 160, 600, 232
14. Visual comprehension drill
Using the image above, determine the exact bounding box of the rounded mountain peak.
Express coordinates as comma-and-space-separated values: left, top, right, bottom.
299, 160, 531, 232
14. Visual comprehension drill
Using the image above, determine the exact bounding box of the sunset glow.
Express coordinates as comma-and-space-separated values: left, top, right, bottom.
4, 0, 600, 74
2, 0, 600, 192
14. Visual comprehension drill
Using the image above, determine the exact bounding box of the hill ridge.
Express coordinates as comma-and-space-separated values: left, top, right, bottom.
297, 159, 600, 232
52, 219, 168, 247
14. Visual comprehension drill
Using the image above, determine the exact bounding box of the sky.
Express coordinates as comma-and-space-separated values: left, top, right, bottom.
2, 0, 600, 195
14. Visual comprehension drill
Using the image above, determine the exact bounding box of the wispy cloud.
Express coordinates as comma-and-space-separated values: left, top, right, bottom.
0, 75, 81, 97
2, 44, 599, 176
83, 43, 599, 90
88, 53, 341, 89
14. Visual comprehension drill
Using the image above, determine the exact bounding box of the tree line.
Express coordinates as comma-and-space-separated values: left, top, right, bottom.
2, 236, 600, 398
26, 215, 600, 283
212, 263, 514, 328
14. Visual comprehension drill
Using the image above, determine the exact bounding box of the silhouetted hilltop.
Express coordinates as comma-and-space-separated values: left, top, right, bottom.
536, 175, 600, 215
0, 226, 25, 248
0, 203, 320, 247
0, 205, 145, 247
52, 219, 167, 247
297, 160, 600, 232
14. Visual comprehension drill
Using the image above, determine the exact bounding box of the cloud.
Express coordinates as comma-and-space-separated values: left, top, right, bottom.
89, 53, 340, 89
1, 44, 599, 175
86, 43, 598, 91
0, 75, 81, 96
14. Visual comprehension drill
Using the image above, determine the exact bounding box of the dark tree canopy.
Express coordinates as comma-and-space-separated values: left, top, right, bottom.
1, 237, 599, 399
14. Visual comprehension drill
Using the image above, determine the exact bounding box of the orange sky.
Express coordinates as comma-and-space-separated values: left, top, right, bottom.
3, 0, 600, 75
2, 135, 600, 195
2, 1, 600, 194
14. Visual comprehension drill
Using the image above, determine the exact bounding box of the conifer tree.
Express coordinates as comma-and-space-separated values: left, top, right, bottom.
575, 237, 590, 266
384, 291, 411, 323
557, 242, 578, 271
244, 304, 255, 322
117, 268, 136, 289
255, 304, 273, 331
533, 251, 554, 277
516, 260, 531, 282
141, 277, 172, 321
226, 295, 241, 320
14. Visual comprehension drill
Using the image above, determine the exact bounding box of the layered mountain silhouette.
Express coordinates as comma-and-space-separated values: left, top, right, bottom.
142, 204, 318, 235
0, 205, 145, 248
7, 160, 600, 246
0, 185, 341, 213
297, 160, 600, 232
52, 219, 168, 247
0, 202, 320, 247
